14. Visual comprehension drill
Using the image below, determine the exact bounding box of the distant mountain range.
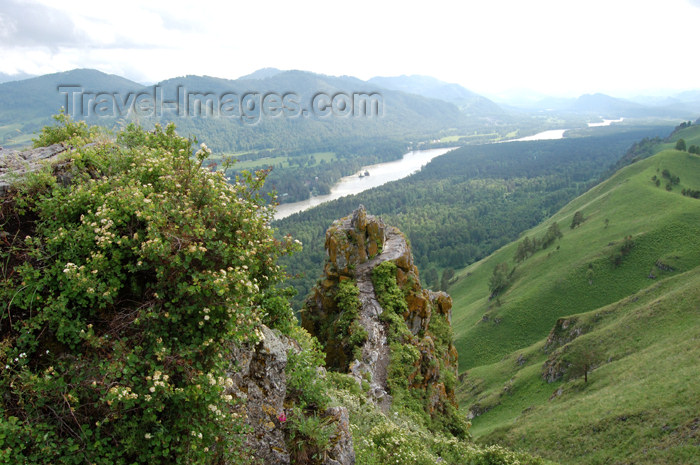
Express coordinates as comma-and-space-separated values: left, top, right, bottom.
0, 69, 143, 124
0, 68, 479, 151
1, 68, 698, 150
504, 91, 700, 118
368, 75, 505, 117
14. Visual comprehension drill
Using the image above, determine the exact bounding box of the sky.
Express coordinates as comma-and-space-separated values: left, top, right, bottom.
1, 0, 700, 99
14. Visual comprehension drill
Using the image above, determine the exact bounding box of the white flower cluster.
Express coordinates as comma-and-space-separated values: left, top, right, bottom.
92, 204, 117, 248
146, 370, 169, 393
107, 385, 138, 405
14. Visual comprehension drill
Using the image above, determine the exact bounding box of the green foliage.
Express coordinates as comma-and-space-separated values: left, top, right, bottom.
488, 263, 511, 298
661, 168, 681, 187
335, 280, 361, 332
609, 235, 634, 267
387, 343, 421, 392
327, 383, 546, 465
513, 236, 537, 264
566, 344, 601, 383
1, 119, 298, 464
371, 262, 410, 342
440, 268, 455, 291
423, 267, 439, 289
540, 222, 563, 249
570, 210, 585, 229
285, 407, 335, 465
348, 321, 368, 349
279, 324, 341, 464
304, 278, 365, 371
681, 187, 700, 199
32, 109, 100, 148
428, 312, 453, 359
675, 138, 687, 151
370, 261, 469, 438
611, 136, 663, 171
285, 328, 330, 411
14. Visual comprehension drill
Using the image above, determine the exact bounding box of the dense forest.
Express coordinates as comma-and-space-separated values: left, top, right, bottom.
276, 126, 673, 309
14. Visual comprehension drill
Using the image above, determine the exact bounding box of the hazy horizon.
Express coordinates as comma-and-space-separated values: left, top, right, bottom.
1, 0, 700, 98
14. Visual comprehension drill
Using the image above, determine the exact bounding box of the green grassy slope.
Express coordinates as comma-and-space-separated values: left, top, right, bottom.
449, 147, 700, 463
451, 148, 700, 368
463, 268, 700, 464
662, 123, 700, 150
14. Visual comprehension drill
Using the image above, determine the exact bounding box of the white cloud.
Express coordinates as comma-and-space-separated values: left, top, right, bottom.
1, 0, 699, 96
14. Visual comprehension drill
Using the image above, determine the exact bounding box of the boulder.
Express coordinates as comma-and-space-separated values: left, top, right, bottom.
0, 144, 68, 195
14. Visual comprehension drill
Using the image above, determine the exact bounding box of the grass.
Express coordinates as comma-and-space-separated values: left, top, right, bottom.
0, 122, 39, 148
449, 146, 700, 464
477, 268, 700, 464
213, 151, 336, 170
439, 133, 499, 143
659, 124, 700, 152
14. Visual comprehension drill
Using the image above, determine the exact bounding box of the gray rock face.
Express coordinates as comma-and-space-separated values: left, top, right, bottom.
322, 407, 355, 465
228, 325, 356, 465
228, 325, 294, 465
0, 144, 68, 195
349, 222, 409, 411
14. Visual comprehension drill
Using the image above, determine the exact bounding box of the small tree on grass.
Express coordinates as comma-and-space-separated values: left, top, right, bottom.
488, 262, 511, 299
541, 222, 563, 249
440, 268, 455, 291
675, 138, 687, 151
570, 211, 585, 229
514, 236, 536, 264
514, 240, 528, 264
568, 345, 601, 383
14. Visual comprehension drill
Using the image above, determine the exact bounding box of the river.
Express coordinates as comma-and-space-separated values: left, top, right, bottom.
588, 117, 624, 127
273, 127, 579, 219
274, 147, 455, 220
505, 129, 569, 142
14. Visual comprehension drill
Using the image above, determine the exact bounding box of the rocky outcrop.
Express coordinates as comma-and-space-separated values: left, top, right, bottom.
0, 144, 68, 194
228, 325, 355, 465
541, 346, 571, 383
303, 206, 459, 420
543, 317, 587, 353
228, 325, 294, 464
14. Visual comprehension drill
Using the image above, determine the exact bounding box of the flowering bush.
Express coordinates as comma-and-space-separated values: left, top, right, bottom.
32, 108, 101, 148
0, 120, 299, 464
327, 377, 546, 465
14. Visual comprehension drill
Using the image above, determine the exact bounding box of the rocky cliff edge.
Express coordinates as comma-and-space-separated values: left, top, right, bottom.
303, 206, 461, 431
